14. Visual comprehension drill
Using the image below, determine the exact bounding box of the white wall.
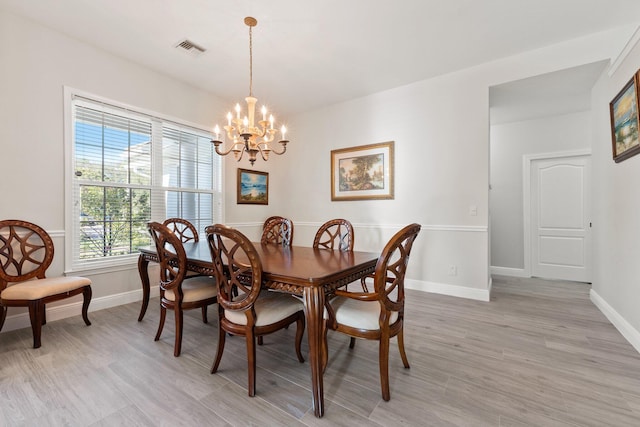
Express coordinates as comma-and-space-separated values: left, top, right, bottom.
589, 29, 640, 352
275, 69, 491, 299
490, 112, 591, 272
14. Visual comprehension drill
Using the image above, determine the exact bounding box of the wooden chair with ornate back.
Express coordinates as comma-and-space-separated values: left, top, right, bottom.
147, 221, 217, 357
313, 218, 354, 252
206, 224, 305, 396
259, 216, 295, 345
163, 217, 205, 280
261, 216, 294, 246
314, 219, 362, 296
324, 223, 421, 401
162, 218, 199, 243
0, 219, 92, 348
263, 216, 284, 227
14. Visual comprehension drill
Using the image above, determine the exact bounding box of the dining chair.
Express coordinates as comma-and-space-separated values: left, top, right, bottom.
313, 218, 354, 252
163, 217, 205, 279
313, 218, 363, 295
206, 224, 305, 397
324, 223, 421, 401
261, 216, 294, 246
259, 215, 295, 345
162, 217, 199, 243
0, 219, 92, 348
147, 221, 217, 357
263, 216, 284, 227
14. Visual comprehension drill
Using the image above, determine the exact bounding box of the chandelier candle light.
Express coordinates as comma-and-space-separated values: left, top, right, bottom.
212, 16, 289, 166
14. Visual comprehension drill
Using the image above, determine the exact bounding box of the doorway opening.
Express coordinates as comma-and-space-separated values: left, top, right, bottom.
488, 60, 607, 283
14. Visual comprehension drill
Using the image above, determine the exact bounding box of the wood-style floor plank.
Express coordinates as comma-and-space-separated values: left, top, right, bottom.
2, 275, 640, 426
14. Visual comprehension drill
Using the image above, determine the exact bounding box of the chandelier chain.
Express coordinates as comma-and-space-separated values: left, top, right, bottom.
249, 25, 253, 97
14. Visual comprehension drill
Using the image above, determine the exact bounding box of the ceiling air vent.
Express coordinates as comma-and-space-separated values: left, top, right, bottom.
175, 39, 206, 56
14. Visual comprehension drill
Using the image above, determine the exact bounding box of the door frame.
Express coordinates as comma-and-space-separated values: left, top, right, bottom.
522, 148, 591, 278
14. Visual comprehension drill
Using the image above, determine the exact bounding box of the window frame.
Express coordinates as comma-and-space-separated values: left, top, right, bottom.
63, 87, 224, 273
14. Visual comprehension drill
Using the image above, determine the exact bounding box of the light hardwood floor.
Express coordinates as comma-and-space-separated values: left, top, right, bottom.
2, 276, 640, 426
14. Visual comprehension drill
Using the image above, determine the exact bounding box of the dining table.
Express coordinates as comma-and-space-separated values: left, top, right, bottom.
137, 240, 379, 418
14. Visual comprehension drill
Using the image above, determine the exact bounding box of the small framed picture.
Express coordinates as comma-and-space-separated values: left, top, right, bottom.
610, 74, 640, 163
237, 168, 268, 205
331, 141, 394, 201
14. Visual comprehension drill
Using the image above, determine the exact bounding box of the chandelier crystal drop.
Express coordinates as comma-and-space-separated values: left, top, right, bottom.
212, 16, 289, 166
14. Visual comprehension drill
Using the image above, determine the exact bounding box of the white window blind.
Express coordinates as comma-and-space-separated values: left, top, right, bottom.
159, 125, 220, 235
68, 93, 222, 270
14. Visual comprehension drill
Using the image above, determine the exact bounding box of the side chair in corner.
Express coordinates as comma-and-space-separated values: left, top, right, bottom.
0, 219, 92, 349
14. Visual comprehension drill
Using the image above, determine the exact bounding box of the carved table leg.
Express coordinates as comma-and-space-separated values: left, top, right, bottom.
137, 254, 151, 321
303, 286, 325, 418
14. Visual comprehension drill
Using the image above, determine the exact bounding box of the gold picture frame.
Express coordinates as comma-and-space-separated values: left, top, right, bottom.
331, 141, 394, 201
237, 168, 268, 205
610, 73, 640, 163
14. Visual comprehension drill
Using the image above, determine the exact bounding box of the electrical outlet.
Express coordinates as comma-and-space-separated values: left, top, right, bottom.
469, 205, 477, 216
448, 265, 457, 276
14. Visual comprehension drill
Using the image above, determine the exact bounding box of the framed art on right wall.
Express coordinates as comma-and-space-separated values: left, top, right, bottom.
331, 141, 394, 201
609, 73, 640, 163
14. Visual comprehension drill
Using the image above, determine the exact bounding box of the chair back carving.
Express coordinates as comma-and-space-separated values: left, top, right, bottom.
313, 219, 354, 252
206, 224, 262, 321
371, 223, 421, 314
0, 220, 55, 289
261, 216, 293, 246
148, 222, 187, 294
163, 218, 199, 243
263, 216, 285, 227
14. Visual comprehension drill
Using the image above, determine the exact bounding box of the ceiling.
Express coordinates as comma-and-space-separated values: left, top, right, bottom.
489, 60, 610, 125
2, 0, 640, 117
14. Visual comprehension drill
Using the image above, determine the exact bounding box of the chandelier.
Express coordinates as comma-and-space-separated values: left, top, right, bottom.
212, 16, 289, 166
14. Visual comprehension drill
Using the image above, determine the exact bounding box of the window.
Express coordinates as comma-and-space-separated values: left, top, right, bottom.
66, 90, 222, 271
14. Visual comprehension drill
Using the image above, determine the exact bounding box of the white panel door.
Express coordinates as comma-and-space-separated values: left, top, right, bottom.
531, 155, 591, 282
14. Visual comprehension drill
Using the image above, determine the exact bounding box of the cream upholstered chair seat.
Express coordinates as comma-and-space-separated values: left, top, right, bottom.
162, 276, 217, 303
330, 296, 399, 331
224, 290, 303, 327
2, 276, 91, 301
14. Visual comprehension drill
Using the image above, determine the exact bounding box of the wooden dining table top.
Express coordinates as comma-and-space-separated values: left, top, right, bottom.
139, 240, 379, 290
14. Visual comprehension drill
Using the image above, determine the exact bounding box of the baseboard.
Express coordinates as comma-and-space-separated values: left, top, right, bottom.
1, 286, 159, 334
590, 289, 640, 354
406, 279, 491, 302
490, 266, 528, 277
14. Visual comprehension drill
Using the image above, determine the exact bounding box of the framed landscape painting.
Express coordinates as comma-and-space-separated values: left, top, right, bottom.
331, 141, 394, 201
237, 168, 268, 205
610, 74, 640, 163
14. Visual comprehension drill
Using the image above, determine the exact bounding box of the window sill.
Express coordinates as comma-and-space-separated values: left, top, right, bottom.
65, 254, 140, 276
